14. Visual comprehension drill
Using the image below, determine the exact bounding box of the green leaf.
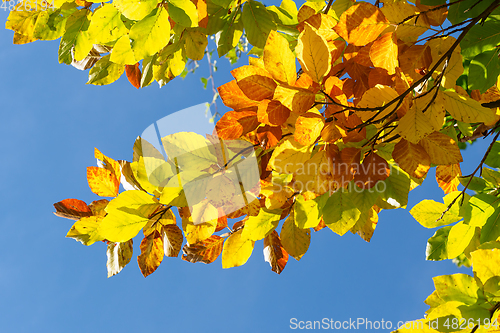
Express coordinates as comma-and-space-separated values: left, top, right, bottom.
294, 194, 321, 229
323, 189, 361, 236
483, 168, 500, 187
447, 221, 475, 259
348, 184, 380, 226
376, 164, 411, 209
468, 50, 500, 93
267, 0, 298, 26
66, 216, 105, 246
58, 9, 93, 64
141, 55, 156, 87
33, 8, 70, 41
242, 0, 277, 49
98, 190, 161, 242
87, 55, 125, 85
426, 226, 451, 261
130, 7, 171, 60
280, 213, 311, 260
242, 208, 281, 241
461, 17, 500, 59
167, 0, 199, 27
212, 0, 236, 8
410, 200, 462, 228
480, 206, 500, 243
328, 0, 354, 20
113, 0, 159, 21
216, 8, 243, 57
87, 4, 129, 44
448, 0, 496, 25
485, 141, 500, 168
458, 175, 492, 193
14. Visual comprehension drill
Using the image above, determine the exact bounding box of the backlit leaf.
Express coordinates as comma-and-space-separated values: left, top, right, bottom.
215, 110, 259, 139
168, 0, 199, 27
410, 200, 461, 228
294, 111, 324, 146
106, 240, 133, 278
263, 30, 296, 85
436, 164, 461, 194
242, 0, 276, 49
419, 131, 463, 165
296, 24, 331, 83
125, 63, 142, 89
87, 55, 125, 86
273, 84, 315, 114
242, 208, 281, 241
130, 7, 171, 60
87, 4, 128, 44
182, 235, 224, 264
369, 32, 398, 75
269, 137, 314, 175
280, 214, 310, 260
443, 89, 497, 124
162, 224, 183, 257
231, 65, 277, 101
138, 230, 164, 277
184, 28, 208, 60
113, 0, 158, 21
54, 198, 92, 220
87, 166, 120, 197
222, 229, 255, 268
263, 230, 288, 274
323, 189, 361, 236
218, 80, 258, 111
392, 139, 431, 179
397, 103, 435, 144
66, 216, 104, 245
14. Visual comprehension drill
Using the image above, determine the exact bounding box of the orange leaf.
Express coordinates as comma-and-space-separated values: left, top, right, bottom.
314, 218, 326, 232
182, 235, 224, 264
125, 63, 141, 89
294, 112, 325, 146
162, 224, 183, 257
231, 65, 277, 101
321, 122, 343, 143
392, 139, 431, 179
399, 44, 432, 83
353, 152, 390, 189
328, 146, 361, 188
215, 207, 228, 232
192, 0, 208, 28
369, 32, 398, 75
263, 30, 296, 85
334, 2, 389, 46
215, 111, 259, 140
297, 4, 316, 23
436, 164, 461, 194
256, 125, 282, 150
419, 132, 463, 165
217, 80, 258, 111
54, 199, 92, 220
416, 0, 447, 26
87, 166, 120, 197
94, 147, 121, 183
368, 68, 394, 88
137, 231, 164, 277
273, 84, 315, 114
263, 230, 288, 274
257, 100, 290, 126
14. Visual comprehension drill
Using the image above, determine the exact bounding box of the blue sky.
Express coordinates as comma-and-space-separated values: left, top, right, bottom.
0, 5, 491, 333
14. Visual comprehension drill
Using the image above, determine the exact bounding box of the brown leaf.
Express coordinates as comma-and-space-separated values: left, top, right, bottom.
137, 231, 164, 277
106, 240, 133, 278
392, 139, 431, 178
182, 235, 224, 264
257, 100, 290, 126
419, 132, 463, 165
256, 125, 282, 150
353, 152, 390, 189
263, 230, 288, 274
436, 164, 461, 194
162, 224, 183, 257
125, 63, 141, 89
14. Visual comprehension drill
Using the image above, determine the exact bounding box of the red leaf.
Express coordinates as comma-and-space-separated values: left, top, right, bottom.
215, 111, 259, 140
125, 63, 141, 89
53, 198, 92, 220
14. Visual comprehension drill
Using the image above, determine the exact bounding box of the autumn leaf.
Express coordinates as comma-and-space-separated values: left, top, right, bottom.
392, 139, 431, 179
269, 137, 314, 175
273, 84, 316, 114
182, 235, 224, 264
87, 166, 120, 197
242, 208, 281, 241
263, 230, 288, 274
419, 131, 463, 165
294, 111, 324, 146
280, 214, 310, 260
222, 229, 255, 269
352, 152, 390, 189
162, 224, 183, 257
125, 63, 141, 89
257, 100, 290, 126
53, 198, 93, 220
396, 103, 435, 144
263, 30, 296, 85
436, 164, 462, 194
218, 80, 258, 111
138, 230, 164, 277
296, 24, 331, 83
334, 2, 389, 46
66, 216, 105, 246
231, 65, 277, 101
369, 32, 398, 75
106, 240, 133, 278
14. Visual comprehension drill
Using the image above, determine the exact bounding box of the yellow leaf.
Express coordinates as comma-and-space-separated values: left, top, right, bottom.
182, 235, 224, 264
397, 103, 435, 143
369, 32, 398, 75
106, 240, 133, 278
190, 199, 219, 225
414, 91, 446, 132
355, 207, 379, 242
137, 231, 164, 277
427, 37, 463, 89
87, 166, 120, 197
242, 208, 281, 241
184, 28, 208, 61
66, 216, 104, 246
334, 2, 389, 46
443, 89, 498, 124
269, 137, 314, 175
263, 30, 296, 85
280, 214, 310, 260
392, 139, 431, 179
181, 206, 217, 244
273, 84, 316, 114
222, 229, 255, 268
294, 111, 325, 146
356, 84, 400, 122
296, 24, 331, 83
419, 131, 463, 165
381, 2, 429, 43
94, 147, 121, 184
